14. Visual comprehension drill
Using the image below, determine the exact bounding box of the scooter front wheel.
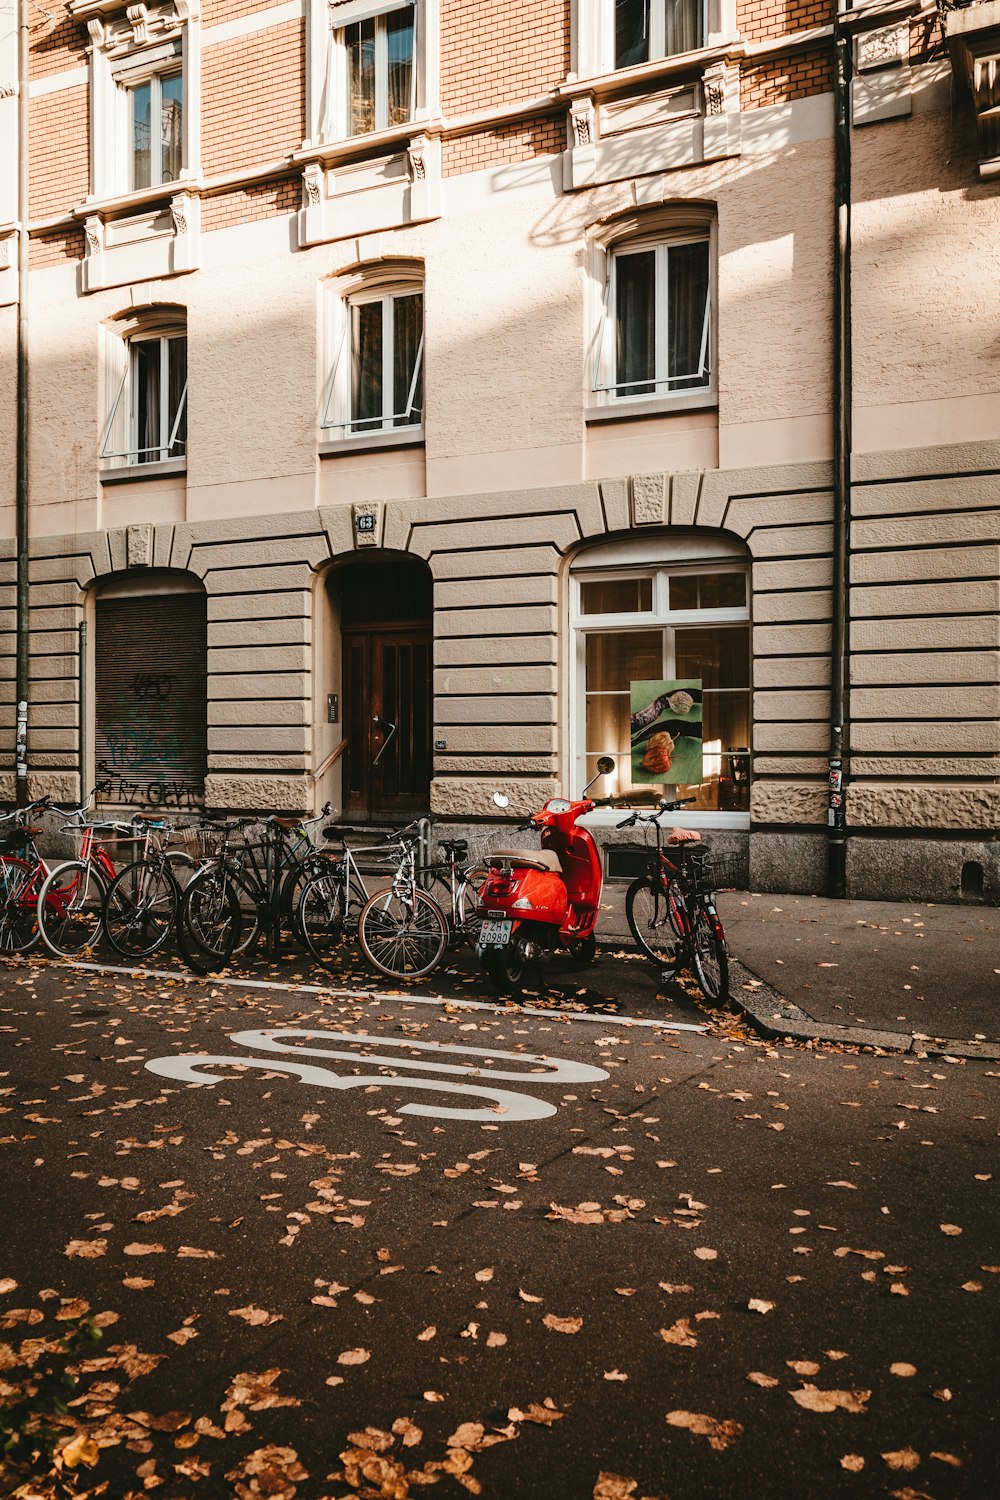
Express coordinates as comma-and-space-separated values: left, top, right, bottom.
482, 945, 529, 996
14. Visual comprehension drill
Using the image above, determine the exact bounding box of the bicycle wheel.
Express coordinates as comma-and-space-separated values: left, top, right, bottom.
296, 868, 347, 963
358, 888, 448, 980
104, 860, 179, 958
691, 909, 730, 1005
37, 860, 109, 958
176, 871, 241, 974
625, 877, 681, 965
285, 853, 341, 954
0, 856, 41, 954
454, 865, 488, 948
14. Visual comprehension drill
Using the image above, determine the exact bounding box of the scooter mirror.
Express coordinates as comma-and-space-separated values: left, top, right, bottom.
596, 756, 615, 775
492, 792, 510, 809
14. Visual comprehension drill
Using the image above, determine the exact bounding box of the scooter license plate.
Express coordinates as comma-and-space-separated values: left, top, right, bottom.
479, 919, 513, 947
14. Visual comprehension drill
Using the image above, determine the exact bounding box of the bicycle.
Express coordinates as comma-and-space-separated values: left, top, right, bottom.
101, 818, 201, 958
296, 821, 417, 966
355, 829, 449, 980
34, 788, 135, 957
177, 806, 335, 972
618, 798, 730, 1004
0, 796, 55, 953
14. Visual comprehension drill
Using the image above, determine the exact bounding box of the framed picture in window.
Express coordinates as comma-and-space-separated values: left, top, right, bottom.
630, 678, 703, 786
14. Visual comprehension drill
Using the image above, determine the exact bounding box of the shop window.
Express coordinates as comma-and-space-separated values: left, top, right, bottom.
571, 541, 749, 816
94, 574, 207, 809
322, 263, 423, 440
100, 308, 187, 468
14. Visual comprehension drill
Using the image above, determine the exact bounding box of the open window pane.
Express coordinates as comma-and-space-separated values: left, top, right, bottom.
352, 300, 384, 431
615, 249, 655, 397
130, 81, 152, 190
387, 6, 415, 127
347, 19, 376, 135
580, 577, 653, 615
167, 335, 187, 455
132, 340, 161, 462
667, 239, 709, 390
160, 72, 183, 183
615, 0, 650, 68
392, 292, 423, 427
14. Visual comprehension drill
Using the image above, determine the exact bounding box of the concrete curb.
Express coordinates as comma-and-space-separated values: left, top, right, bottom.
728, 958, 1000, 1061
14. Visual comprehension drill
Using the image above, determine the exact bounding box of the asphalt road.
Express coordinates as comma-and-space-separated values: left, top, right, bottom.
1, 948, 996, 1499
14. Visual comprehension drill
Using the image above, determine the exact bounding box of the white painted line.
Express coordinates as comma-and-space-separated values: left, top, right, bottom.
59, 960, 708, 1033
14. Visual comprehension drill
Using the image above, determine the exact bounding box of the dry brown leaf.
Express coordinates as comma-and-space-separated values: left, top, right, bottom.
882, 1448, 920, 1472
787, 1360, 820, 1376
347, 1426, 394, 1453
930, 1452, 962, 1467
939, 1224, 962, 1236
65, 1239, 107, 1259
474, 1268, 494, 1282
659, 1282, 692, 1294
392, 1417, 422, 1448
0, 1278, 18, 1294
543, 1313, 583, 1334
665, 1410, 742, 1450
123, 1276, 154, 1290
693, 1247, 718, 1261
508, 1401, 563, 1426
840, 1454, 865, 1472
337, 1347, 370, 1365
55, 1432, 100, 1470
417, 1326, 437, 1341
123, 1242, 165, 1256
748, 1298, 775, 1315
747, 1372, 779, 1388
659, 1319, 697, 1348
448, 1422, 485, 1450
423, 1390, 445, 1402
177, 1246, 217, 1259
593, 1476, 638, 1500
519, 1288, 544, 1303
604, 1369, 629, 1382
230, 1305, 283, 1327
890, 1363, 917, 1377
790, 1386, 870, 1414
486, 1331, 507, 1348
167, 1326, 198, 1345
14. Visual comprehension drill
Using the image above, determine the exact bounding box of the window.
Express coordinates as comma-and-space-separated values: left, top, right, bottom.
101, 310, 187, 469
128, 67, 184, 190
78, 1, 198, 202
591, 209, 715, 408
323, 267, 423, 439
344, 5, 415, 135
613, 0, 705, 68
571, 541, 749, 816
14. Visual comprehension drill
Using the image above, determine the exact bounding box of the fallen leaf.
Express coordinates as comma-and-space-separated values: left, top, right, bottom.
939, 1224, 962, 1236
603, 1369, 628, 1382
486, 1331, 507, 1348
65, 1239, 107, 1259
787, 1361, 820, 1375
790, 1386, 870, 1414
508, 1401, 563, 1426
55, 1433, 100, 1470
930, 1452, 962, 1467
543, 1313, 583, 1334
392, 1417, 422, 1447
337, 1347, 370, 1365
423, 1390, 445, 1402
475, 1268, 494, 1282
840, 1454, 865, 1472
665, 1410, 742, 1450
417, 1326, 436, 1341
519, 1288, 544, 1303
693, 1248, 717, 1261
167, 1325, 199, 1345
890, 1363, 917, 1377
593, 1476, 638, 1500
123, 1242, 166, 1256
882, 1448, 920, 1471
230, 1305, 283, 1327
0, 1278, 17, 1294
123, 1276, 155, 1290
748, 1299, 774, 1315
659, 1319, 698, 1347
747, 1372, 779, 1388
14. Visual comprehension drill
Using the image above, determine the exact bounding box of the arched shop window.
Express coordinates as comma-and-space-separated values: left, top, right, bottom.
94, 572, 207, 810
570, 535, 750, 819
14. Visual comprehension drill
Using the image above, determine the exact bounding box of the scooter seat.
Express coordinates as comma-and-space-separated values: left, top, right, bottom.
488, 847, 562, 873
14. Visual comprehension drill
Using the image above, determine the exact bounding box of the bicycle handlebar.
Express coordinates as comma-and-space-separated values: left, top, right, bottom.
615, 796, 697, 829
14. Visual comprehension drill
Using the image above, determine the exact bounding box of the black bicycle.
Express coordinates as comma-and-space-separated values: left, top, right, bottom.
618, 799, 730, 1004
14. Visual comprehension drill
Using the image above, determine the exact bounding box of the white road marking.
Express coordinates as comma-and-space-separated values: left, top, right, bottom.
62, 960, 707, 1032
145, 1027, 611, 1122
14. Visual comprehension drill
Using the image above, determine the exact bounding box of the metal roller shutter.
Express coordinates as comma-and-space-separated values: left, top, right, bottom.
95, 594, 207, 809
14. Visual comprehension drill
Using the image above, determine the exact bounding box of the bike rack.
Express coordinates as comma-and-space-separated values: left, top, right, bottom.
416, 817, 432, 891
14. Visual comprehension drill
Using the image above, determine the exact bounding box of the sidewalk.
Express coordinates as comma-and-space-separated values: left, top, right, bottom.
716, 890, 1000, 1059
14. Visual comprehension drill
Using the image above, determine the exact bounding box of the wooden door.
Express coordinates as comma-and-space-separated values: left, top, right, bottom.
343, 627, 431, 819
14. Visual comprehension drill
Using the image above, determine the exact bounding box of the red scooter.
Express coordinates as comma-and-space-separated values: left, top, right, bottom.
476, 756, 616, 992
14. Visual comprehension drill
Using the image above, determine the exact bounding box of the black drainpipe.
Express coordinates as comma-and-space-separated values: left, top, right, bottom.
828, 20, 853, 897
14, 0, 30, 807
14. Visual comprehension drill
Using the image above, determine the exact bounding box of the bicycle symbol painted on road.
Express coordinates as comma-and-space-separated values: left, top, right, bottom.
145, 1027, 610, 1123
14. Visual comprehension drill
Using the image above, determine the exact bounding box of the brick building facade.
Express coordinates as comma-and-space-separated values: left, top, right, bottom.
1, 0, 998, 902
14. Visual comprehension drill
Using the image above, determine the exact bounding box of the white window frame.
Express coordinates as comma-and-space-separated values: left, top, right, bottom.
569, 539, 750, 829
122, 60, 185, 192
589, 208, 717, 414
99, 313, 188, 471
572, 0, 735, 81
321, 267, 424, 442
78, 0, 201, 204
306, 0, 440, 149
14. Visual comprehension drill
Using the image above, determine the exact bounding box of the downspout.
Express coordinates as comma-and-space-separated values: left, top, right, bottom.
828, 18, 852, 897
14, 0, 30, 806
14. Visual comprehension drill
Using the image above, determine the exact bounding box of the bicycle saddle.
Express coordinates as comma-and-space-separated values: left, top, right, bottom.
440, 839, 468, 858
667, 829, 702, 845
272, 816, 301, 830
488, 847, 562, 873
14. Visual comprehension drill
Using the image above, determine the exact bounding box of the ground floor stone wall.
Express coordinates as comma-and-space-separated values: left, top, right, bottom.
0, 437, 996, 902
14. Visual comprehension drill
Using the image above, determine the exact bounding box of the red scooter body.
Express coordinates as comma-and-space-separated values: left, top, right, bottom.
477, 795, 607, 985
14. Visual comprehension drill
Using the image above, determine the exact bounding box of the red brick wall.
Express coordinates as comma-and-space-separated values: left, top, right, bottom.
738, 0, 833, 46
200, 176, 300, 233
202, 21, 305, 175
29, 87, 90, 220
741, 45, 834, 110
442, 114, 564, 177
28, 12, 88, 80
440, 0, 569, 114
202, 0, 285, 24
29, 225, 86, 269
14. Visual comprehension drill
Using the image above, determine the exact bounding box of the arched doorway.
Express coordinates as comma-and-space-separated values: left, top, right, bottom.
328, 555, 432, 821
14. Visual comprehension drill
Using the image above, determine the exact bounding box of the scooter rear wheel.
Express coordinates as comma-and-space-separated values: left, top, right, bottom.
483, 946, 529, 996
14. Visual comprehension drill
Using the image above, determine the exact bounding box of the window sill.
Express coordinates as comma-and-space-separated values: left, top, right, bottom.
581, 808, 750, 831
561, 44, 735, 102
294, 119, 435, 167
319, 428, 424, 457
74, 177, 198, 222
100, 459, 187, 484
585, 393, 717, 424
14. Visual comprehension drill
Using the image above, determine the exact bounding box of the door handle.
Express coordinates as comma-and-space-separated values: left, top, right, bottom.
372, 715, 397, 768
